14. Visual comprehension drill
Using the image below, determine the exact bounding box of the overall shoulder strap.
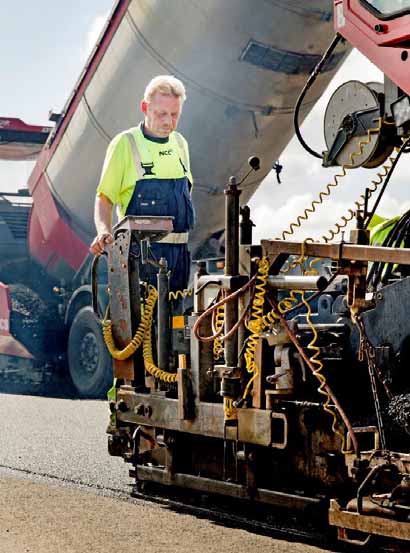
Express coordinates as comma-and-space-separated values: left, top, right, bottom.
125, 131, 145, 181
173, 132, 188, 174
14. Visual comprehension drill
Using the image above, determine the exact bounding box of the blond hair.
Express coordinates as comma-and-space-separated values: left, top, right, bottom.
143, 75, 186, 103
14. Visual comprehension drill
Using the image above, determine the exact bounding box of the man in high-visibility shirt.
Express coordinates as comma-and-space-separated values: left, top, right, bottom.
90, 75, 194, 291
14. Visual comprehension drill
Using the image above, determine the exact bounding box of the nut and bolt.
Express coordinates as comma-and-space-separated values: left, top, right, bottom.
134, 403, 153, 418
374, 23, 387, 33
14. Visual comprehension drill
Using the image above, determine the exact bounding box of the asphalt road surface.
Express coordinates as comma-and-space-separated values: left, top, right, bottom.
0, 386, 339, 553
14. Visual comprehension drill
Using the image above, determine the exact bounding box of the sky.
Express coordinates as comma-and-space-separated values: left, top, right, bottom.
2, 1, 410, 244
0, 0, 113, 192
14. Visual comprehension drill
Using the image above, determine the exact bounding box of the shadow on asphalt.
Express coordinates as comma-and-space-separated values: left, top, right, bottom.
131, 482, 346, 553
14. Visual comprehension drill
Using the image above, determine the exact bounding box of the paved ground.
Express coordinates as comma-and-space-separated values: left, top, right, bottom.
0, 392, 127, 492
0, 391, 337, 553
0, 473, 338, 553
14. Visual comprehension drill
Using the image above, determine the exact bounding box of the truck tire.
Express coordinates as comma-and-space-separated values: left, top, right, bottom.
67, 306, 112, 398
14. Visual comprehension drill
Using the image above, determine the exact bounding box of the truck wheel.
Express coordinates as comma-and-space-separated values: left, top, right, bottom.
68, 306, 112, 398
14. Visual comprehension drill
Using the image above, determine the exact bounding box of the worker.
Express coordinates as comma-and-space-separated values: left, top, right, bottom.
368, 211, 410, 289
90, 75, 194, 292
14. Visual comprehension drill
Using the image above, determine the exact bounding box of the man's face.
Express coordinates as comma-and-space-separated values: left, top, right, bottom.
141, 92, 182, 138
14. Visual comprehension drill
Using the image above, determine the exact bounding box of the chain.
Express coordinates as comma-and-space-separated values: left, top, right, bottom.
355, 315, 391, 450
356, 315, 393, 400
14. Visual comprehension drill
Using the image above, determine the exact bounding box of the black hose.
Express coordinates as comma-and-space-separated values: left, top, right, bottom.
380, 219, 410, 285
368, 218, 402, 289
365, 138, 410, 288
368, 209, 410, 290
293, 34, 342, 160
364, 137, 410, 229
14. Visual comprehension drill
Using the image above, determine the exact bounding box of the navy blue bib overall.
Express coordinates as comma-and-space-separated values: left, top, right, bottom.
124, 124, 195, 291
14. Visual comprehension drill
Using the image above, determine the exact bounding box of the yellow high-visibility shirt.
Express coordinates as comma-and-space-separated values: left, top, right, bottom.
96, 124, 193, 218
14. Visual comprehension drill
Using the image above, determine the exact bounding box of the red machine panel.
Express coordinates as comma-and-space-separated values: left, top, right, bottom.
334, 0, 410, 94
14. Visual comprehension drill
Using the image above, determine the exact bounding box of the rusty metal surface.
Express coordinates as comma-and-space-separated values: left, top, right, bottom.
345, 426, 380, 454
107, 231, 134, 380
329, 499, 410, 541
135, 465, 322, 510
345, 449, 410, 477
116, 391, 274, 446
251, 340, 264, 409
117, 390, 216, 436
270, 346, 294, 396
237, 407, 272, 446
177, 367, 194, 420
271, 412, 288, 450
188, 314, 214, 402
262, 239, 410, 266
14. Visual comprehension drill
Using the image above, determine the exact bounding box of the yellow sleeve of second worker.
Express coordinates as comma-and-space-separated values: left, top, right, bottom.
367, 213, 386, 231
96, 134, 127, 206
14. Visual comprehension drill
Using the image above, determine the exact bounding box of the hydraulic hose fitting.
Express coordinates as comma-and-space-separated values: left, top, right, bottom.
220, 376, 241, 424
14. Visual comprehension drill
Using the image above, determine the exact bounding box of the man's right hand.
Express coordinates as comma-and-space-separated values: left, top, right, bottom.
90, 233, 113, 256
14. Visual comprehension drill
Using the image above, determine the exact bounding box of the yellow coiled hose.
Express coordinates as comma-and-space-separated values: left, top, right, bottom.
320, 152, 397, 243
213, 302, 225, 361
141, 288, 178, 383
242, 257, 270, 400
259, 289, 302, 329
185, 250, 350, 453
280, 237, 322, 277
301, 291, 346, 451
280, 240, 319, 275
195, 254, 347, 452
102, 285, 177, 383
279, 118, 397, 245
102, 296, 152, 361
254, 285, 348, 451
253, 283, 349, 453
168, 288, 193, 301
279, 169, 347, 241
242, 258, 308, 401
